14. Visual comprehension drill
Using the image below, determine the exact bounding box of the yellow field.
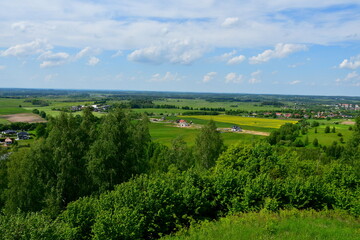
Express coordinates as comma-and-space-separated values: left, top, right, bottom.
183, 115, 298, 129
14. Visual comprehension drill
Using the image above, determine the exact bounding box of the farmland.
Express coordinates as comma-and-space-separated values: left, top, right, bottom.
182, 115, 298, 132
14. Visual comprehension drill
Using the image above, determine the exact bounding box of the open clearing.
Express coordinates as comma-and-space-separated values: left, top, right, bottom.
0, 113, 46, 123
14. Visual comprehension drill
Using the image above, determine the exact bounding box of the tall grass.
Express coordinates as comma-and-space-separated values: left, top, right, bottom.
163, 210, 360, 240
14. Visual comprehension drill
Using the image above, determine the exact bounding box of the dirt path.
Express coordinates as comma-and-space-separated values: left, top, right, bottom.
218, 128, 270, 136
0, 113, 46, 123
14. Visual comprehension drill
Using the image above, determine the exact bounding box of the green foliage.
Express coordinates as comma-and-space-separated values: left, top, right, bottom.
325, 126, 330, 133
0, 211, 74, 240
87, 109, 151, 192
194, 120, 224, 169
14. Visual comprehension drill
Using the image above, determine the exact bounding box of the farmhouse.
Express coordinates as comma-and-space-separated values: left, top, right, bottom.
232, 126, 242, 132
4, 138, 13, 145
17, 131, 30, 140
178, 119, 190, 127
2, 130, 17, 135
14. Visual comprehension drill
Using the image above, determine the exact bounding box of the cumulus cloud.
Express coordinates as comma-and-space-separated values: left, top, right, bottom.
1, 39, 52, 57
248, 70, 261, 84
39, 51, 70, 68
249, 43, 307, 64
225, 72, 243, 83
220, 50, 237, 60
339, 55, 360, 69
149, 72, 181, 82
128, 39, 208, 65
335, 71, 360, 85
227, 55, 246, 65
88, 56, 100, 66
221, 17, 239, 27
203, 72, 217, 83
289, 80, 301, 85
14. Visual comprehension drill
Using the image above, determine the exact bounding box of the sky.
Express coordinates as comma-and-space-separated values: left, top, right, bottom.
1, 1, 360, 96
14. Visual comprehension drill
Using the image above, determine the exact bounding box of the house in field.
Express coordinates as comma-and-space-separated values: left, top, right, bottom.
2, 130, 17, 135
178, 119, 189, 127
17, 131, 30, 140
232, 126, 242, 132
4, 137, 13, 145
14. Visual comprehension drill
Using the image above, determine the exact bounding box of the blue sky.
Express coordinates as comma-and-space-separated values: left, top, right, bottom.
1, 1, 360, 96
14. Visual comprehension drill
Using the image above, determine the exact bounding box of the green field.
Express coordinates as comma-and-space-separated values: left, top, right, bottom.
163, 210, 360, 240
300, 121, 353, 146
182, 115, 297, 132
0, 98, 33, 115
150, 122, 264, 146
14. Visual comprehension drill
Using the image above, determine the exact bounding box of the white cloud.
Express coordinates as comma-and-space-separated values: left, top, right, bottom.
88, 56, 100, 66
249, 43, 307, 64
11, 21, 35, 33
39, 51, 70, 68
339, 55, 360, 69
225, 72, 243, 84
128, 39, 208, 65
149, 72, 182, 82
335, 71, 360, 86
203, 72, 217, 83
75, 47, 101, 60
112, 50, 123, 58
222, 17, 239, 27
248, 70, 261, 84
1, 39, 52, 57
227, 55, 246, 65
289, 80, 301, 85
220, 50, 237, 61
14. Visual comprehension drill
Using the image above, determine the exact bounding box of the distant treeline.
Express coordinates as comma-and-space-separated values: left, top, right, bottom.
0, 122, 44, 132
182, 111, 219, 115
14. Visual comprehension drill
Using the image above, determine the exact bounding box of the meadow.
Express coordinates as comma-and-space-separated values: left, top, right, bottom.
163, 210, 360, 240
149, 122, 264, 146
300, 120, 353, 146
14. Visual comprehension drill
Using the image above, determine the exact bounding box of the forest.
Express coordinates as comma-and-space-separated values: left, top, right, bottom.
0, 104, 359, 239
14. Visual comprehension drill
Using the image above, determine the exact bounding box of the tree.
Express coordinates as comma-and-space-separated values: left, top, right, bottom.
315, 128, 318, 133
313, 138, 319, 147
87, 109, 150, 192
332, 127, 336, 133
194, 120, 224, 169
304, 136, 309, 146
325, 126, 330, 133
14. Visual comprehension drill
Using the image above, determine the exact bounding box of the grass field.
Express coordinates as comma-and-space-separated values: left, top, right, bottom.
0, 98, 33, 115
299, 121, 353, 146
163, 210, 360, 240
150, 122, 264, 146
182, 115, 298, 132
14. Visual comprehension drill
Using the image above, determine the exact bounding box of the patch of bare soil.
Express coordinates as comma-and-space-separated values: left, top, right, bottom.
341, 121, 355, 125
0, 113, 46, 123
218, 128, 270, 136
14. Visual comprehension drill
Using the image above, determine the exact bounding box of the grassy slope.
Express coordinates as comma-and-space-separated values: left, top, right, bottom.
149, 122, 264, 146
163, 210, 360, 240
0, 98, 32, 115
299, 120, 353, 146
